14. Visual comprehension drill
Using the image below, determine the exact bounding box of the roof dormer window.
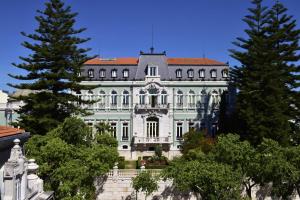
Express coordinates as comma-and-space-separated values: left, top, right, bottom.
199, 69, 205, 78
88, 69, 94, 78
123, 69, 129, 78
222, 69, 228, 78
210, 69, 217, 78
147, 65, 157, 76
111, 69, 117, 78
176, 69, 182, 78
187, 69, 194, 78
99, 69, 106, 78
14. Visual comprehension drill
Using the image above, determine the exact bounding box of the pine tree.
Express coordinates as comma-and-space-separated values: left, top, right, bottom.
230, 0, 300, 146
267, 1, 300, 144
8, 0, 94, 135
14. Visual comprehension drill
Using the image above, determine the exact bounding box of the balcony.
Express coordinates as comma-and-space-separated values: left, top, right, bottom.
134, 103, 169, 114
133, 136, 171, 144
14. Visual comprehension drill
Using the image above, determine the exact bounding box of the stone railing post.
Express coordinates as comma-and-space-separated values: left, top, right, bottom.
112, 162, 118, 182
27, 159, 43, 193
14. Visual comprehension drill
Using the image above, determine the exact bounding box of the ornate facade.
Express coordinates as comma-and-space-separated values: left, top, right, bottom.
78, 51, 230, 159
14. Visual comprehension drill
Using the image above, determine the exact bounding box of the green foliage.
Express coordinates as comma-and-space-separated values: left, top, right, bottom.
229, 0, 300, 146
118, 157, 125, 169
25, 117, 119, 200
154, 145, 162, 158
162, 157, 242, 200
8, 0, 95, 135
132, 171, 158, 199
181, 130, 214, 155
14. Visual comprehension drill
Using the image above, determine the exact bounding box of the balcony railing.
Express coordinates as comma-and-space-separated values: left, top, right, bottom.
135, 103, 169, 111
133, 136, 171, 144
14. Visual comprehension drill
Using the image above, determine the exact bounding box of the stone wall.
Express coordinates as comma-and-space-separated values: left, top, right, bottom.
96, 166, 300, 200
96, 168, 196, 200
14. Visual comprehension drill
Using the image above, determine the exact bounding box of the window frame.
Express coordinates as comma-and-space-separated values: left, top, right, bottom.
199, 69, 205, 78
210, 69, 217, 78
187, 69, 194, 78
88, 69, 94, 78
176, 69, 182, 78
99, 69, 106, 78
123, 69, 129, 78
111, 69, 117, 78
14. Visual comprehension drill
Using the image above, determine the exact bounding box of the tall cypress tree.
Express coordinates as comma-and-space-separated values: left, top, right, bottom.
8, 0, 94, 135
230, 0, 299, 146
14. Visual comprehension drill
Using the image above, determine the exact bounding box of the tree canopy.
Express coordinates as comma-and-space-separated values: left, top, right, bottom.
25, 117, 119, 200
227, 0, 300, 146
9, 0, 95, 135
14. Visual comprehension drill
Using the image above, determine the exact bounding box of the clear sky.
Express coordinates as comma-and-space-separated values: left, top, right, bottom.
0, 0, 299, 92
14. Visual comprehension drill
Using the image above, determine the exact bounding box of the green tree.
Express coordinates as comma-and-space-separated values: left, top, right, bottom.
210, 134, 259, 198
162, 157, 242, 200
181, 130, 214, 155
25, 117, 118, 200
8, 0, 94, 135
230, 0, 300, 146
132, 171, 159, 200
257, 139, 299, 199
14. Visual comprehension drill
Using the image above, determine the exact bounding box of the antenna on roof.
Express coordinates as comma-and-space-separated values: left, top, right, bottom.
150, 24, 154, 54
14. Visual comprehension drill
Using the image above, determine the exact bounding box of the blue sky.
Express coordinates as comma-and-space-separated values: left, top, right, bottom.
0, 0, 299, 92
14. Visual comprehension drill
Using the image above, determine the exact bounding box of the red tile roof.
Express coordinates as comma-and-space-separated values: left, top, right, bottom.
167, 58, 225, 65
0, 126, 25, 138
85, 58, 138, 65
84, 57, 226, 66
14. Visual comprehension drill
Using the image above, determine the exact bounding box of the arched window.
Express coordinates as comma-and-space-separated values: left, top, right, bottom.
139, 90, 146, 105
176, 69, 182, 78
161, 90, 167, 105
99, 69, 106, 78
98, 90, 106, 106
122, 90, 129, 105
211, 90, 219, 105
146, 117, 159, 138
199, 69, 205, 78
88, 69, 94, 78
123, 69, 129, 78
111, 69, 117, 78
188, 90, 196, 107
222, 69, 228, 78
187, 69, 194, 78
111, 90, 117, 105
177, 90, 183, 106
200, 90, 207, 108
210, 69, 217, 78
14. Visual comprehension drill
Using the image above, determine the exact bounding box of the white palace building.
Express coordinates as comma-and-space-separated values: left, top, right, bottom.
78, 50, 231, 159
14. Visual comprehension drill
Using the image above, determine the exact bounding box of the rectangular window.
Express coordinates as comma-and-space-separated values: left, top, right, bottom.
161, 95, 167, 105
176, 122, 183, 139
146, 121, 158, 138
188, 70, 194, 78
149, 66, 157, 76
111, 122, 117, 138
123, 70, 129, 78
123, 95, 129, 105
122, 122, 129, 140
100, 70, 106, 78
176, 70, 182, 78
199, 70, 205, 78
88, 69, 94, 78
111, 70, 117, 78
140, 95, 145, 105
211, 70, 217, 78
